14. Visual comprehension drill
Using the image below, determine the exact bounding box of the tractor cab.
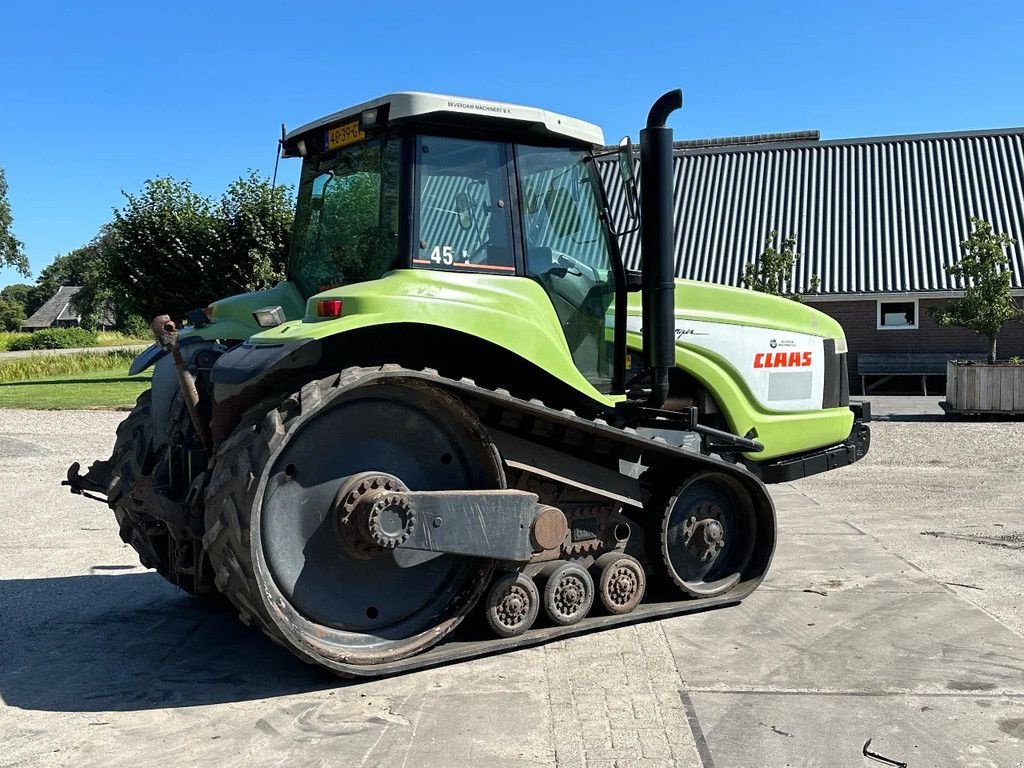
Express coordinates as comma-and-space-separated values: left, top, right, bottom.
282, 93, 632, 395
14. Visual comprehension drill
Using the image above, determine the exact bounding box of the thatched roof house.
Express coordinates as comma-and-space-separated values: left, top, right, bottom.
22, 286, 114, 330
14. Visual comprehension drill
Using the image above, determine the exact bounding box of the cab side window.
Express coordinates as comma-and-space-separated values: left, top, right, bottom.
413, 136, 515, 273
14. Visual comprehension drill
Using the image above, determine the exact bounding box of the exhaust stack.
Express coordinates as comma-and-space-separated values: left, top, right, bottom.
639, 89, 683, 408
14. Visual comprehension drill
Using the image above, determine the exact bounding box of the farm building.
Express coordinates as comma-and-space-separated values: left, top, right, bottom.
602, 126, 1024, 393
22, 286, 114, 331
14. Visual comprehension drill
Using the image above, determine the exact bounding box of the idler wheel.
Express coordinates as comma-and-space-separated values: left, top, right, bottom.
541, 561, 594, 626
484, 572, 540, 638
594, 552, 646, 615
661, 473, 756, 598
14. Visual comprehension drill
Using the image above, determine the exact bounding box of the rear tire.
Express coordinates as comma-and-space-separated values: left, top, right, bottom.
106, 391, 174, 580
105, 389, 204, 594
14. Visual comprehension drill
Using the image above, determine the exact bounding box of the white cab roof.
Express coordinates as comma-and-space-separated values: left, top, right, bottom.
284, 92, 605, 148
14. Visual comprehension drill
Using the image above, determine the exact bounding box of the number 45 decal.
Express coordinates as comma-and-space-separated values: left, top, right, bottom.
429, 245, 469, 265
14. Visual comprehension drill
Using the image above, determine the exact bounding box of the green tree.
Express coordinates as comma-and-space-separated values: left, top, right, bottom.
0, 283, 35, 315
0, 168, 30, 278
209, 171, 293, 292
106, 174, 293, 321
0, 297, 25, 331
930, 217, 1022, 363
742, 229, 819, 302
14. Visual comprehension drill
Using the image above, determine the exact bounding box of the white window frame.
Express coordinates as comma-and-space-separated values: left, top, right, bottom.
876, 297, 919, 330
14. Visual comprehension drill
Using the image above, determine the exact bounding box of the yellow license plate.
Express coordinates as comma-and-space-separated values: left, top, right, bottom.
327, 121, 366, 150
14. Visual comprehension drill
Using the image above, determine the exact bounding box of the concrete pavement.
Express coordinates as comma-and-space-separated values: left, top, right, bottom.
1, 407, 1022, 767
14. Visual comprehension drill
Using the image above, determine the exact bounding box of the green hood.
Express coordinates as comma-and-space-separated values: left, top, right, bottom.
629, 279, 844, 340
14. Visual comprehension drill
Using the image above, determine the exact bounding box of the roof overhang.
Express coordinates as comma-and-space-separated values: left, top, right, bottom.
804, 289, 1024, 302
282, 92, 604, 157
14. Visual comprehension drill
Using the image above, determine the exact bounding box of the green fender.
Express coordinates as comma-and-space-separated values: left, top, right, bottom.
249, 270, 618, 406
177, 281, 308, 343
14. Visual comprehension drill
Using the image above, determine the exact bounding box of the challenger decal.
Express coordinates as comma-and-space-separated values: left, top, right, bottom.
753, 351, 813, 368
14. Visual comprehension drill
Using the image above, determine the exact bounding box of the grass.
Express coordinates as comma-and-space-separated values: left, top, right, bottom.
0, 367, 152, 409
0, 330, 149, 351
96, 331, 150, 346
0, 350, 139, 383
0, 351, 151, 409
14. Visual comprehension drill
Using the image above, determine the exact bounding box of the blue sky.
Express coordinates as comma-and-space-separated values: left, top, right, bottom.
2, 0, 1023, 287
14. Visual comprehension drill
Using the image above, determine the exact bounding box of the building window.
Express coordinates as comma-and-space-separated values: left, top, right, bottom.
877, 298, 918, 330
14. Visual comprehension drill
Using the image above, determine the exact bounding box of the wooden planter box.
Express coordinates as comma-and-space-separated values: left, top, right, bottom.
944, 361, 1024, 414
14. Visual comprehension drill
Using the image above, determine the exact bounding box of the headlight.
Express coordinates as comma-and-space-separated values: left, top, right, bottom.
253, 306, 286, 328
834, 336, 848, 354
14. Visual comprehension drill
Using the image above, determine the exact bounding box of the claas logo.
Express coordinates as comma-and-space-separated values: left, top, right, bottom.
753, 351, 813, 368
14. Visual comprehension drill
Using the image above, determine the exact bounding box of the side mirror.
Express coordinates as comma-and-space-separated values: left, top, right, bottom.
311, 170, 336, 211
521, 179, 540, 214
543, 188, 582, 237
618, 136, 639, 220
454, 191, 475, 231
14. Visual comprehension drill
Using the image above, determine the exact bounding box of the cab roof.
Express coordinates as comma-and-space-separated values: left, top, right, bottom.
282, 92, 604, 156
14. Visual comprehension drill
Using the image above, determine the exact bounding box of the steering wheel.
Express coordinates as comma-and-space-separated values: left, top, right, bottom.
466, 239, 490, 264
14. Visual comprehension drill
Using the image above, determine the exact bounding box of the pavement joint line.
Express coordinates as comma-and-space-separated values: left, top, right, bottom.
842, 519, 1024, 641
839, 519, 869, 535
679, 691, 716, 768
757, 593, 946, 598
682, 688, 1024, 698
781, 483, 824, 508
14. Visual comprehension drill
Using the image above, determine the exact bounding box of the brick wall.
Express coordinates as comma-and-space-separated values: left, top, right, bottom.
806, 297, 1024, 391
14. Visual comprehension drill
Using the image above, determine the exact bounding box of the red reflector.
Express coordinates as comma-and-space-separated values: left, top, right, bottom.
316, 299, 343, 317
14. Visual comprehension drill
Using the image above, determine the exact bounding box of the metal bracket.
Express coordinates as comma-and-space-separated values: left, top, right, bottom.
617, 403, 764, 453
397, 490, 543, 561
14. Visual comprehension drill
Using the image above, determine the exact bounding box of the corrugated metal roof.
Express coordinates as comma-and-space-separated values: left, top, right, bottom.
600, 127, 1024, 295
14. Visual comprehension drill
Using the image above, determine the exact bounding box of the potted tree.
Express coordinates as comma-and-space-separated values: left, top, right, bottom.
742, 229, 820, 301
933, 218, 1024, 414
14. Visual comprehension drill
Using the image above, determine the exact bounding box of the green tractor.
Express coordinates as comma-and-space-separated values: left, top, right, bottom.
67, 90, 869, 676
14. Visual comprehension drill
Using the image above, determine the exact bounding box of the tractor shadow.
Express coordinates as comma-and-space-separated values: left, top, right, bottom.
0, 572, 348, 712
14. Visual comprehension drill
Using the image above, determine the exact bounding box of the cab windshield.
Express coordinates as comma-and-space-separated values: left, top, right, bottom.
289, 137, 401, 296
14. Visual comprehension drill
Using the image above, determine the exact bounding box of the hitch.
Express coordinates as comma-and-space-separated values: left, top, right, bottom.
63, 461, 110, 503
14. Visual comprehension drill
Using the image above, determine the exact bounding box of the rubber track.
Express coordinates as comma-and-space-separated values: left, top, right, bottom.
201, 366, 776, 676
